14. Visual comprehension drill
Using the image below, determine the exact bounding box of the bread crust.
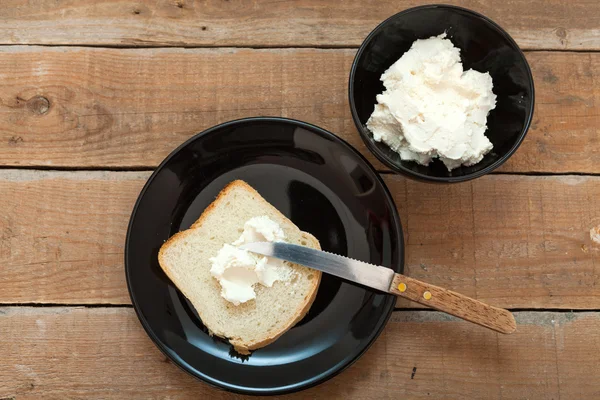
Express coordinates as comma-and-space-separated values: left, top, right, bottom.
158, 180, 322, 355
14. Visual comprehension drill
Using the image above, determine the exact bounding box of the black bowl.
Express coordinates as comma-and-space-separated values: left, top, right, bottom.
349, 4, 535, 183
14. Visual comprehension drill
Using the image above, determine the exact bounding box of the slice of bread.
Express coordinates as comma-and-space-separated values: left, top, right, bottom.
158, 180, 322, 354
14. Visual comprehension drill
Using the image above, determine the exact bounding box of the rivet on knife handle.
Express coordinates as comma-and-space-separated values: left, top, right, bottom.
390, 274, 516, 334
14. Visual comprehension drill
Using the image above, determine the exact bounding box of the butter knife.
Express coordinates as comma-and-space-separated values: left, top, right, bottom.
241, 241, 516, 334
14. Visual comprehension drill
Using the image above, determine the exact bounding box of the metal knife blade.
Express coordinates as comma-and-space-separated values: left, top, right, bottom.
240, 241, 395, 293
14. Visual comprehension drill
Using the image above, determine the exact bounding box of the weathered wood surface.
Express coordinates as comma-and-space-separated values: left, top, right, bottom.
1, 170, 598, 308
0, 0, 599, 50
0, 47, 598, 173
1, 1, 599, 398
387, 174, 600, 309
0, 170, 147, 304
0, 308, 598, 399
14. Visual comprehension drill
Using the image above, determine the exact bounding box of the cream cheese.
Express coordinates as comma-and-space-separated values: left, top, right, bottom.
209, 216, 292, 305
366, 33, 497, 171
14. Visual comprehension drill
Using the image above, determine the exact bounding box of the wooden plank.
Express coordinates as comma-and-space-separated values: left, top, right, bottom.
0, 47, 598, 173
387, 174, 600, 309
0, 170, 148, 304
1, 171, 599, 308
506, 52, 600, 174
0, 307, 599, 399
0, 0, 599, 50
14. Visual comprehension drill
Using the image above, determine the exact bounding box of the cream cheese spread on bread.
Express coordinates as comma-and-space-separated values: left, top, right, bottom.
209, 216, 292, 305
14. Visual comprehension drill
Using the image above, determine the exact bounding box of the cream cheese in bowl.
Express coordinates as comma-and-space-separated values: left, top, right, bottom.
366, 33, 497, 171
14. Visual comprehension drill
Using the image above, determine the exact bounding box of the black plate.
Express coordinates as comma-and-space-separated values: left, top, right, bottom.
125, 117, 404, 395
349, 5, 535, 182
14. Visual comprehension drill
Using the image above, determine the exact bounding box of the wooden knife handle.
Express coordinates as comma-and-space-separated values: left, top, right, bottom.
390, 273, 516, 334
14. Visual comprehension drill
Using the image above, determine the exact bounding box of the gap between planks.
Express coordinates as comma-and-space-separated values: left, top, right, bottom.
393, 307, 600, 313
1, 166, 600, 178
0, 303, 133, 308
0, 43, 599, 53
2, 44, 357, 50
1, 304, 599, 314
1, 44, 600, 53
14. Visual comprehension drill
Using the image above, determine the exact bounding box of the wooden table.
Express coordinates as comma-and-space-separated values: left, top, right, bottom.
1, 1, 599, 398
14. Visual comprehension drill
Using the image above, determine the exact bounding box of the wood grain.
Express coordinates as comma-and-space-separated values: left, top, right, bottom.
0, 47, 598, 173
0, 307, 598, 399
389, 274, 517, 334
1, 171, 599, 308
0, 0, 599, 50
0, 170, 148, 304
388, 174, 600, 309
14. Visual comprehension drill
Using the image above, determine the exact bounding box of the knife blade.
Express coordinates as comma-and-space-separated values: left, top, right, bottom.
240, 241, 517, 334
240, 241, 395, 292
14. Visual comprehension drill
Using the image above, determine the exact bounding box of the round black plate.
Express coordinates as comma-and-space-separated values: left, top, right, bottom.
125, 117, 404, 395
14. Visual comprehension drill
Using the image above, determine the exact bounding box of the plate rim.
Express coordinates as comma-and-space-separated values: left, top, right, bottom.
124, 116, 404, 395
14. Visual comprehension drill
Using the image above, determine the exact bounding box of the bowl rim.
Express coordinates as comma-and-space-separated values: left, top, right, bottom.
348, 4, 536, 183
